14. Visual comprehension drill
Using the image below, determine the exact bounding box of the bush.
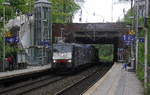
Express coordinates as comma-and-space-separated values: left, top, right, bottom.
147, 83, 150, 95
137, 63, 144, 81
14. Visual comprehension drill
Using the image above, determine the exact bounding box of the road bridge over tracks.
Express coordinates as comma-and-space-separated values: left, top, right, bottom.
53, 23, 129, 62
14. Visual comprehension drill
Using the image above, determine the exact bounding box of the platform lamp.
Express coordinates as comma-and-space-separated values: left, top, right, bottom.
2, 1, 10, 72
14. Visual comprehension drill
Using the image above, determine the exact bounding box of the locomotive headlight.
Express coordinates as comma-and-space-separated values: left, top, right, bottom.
61, 54, 64, 56
68, 59, 72, 63
53, 60, 56, 63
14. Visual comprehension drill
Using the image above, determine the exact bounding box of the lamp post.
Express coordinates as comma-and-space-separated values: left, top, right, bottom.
2, 1, 10, 72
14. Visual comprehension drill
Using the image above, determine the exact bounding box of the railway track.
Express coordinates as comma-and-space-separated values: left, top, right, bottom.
0, 62, 112, 95
55, 63, 112, 95
26, 62, 112, 95
0, 75, 66, 95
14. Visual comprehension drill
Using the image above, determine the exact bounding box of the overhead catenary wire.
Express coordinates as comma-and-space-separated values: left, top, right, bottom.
79, 5, 109, 22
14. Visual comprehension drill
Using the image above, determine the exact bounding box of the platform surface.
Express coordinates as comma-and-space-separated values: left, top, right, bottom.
83, 63, 144, 95
0, 64, 51, 80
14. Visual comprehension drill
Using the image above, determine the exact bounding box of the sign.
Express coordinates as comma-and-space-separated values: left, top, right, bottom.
5, 37, 19, 44
40, 40, 50, 46
124, 41, 133, 46
26, 13, 33, 16
130, 35, 136, 41
122, 35, 135, 46
122, 35, 135, 41
139, 38, 145, 43
5, 32, 13, 38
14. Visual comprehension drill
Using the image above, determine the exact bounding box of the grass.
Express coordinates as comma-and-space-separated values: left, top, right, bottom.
137, 64, 144, 81
100, 55, 113, 62
147, 83, 150, 95
137, 64, 150, 95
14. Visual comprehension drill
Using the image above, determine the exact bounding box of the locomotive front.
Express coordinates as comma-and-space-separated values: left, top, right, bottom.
52, 44, 73, 70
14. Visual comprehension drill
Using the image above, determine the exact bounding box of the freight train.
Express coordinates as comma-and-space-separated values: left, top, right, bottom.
52, 43, 99, 72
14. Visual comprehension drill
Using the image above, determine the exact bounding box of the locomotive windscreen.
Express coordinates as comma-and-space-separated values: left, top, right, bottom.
53, 44, 73, 60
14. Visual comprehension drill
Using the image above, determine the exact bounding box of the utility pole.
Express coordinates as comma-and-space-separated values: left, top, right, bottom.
2, 4, 6, 72
135, 0, 139, 72
144, 0, 149, 90
18, 9, 22, 69
2, 1, 10, 72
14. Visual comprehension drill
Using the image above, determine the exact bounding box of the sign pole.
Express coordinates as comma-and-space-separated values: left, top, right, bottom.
131, 0, 135, 70
135, 0, 139, 72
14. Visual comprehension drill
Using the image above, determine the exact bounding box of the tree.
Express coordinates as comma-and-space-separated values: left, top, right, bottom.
0, 0, 81, 61
0, 0, 80, 23
51, 0, 80, 23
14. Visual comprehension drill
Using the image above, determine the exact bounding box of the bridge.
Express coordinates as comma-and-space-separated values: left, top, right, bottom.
53, 23, 129, 44
53, 23, 129, 62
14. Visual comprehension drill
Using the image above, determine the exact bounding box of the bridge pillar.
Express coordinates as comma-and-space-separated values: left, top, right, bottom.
113, 37, 120, 62
113, 43, 118, 62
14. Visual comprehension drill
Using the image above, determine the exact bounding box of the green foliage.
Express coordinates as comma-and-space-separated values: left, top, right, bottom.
137, 64, 144, 81
124, 9, 132, 24
94, 44, 114, 62
138, 19, 150, 95
100, 55, 113, 62
0, 36, 3, 61
51, 0, 80, 23
0, 0, 80, 61
147, 82, 150, 95
124, 9, 150, 65
124, 8, 150, 95
0, 0, 80, 23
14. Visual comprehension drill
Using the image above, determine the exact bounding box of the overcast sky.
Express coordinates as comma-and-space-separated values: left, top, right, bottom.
73, 0, 131, 23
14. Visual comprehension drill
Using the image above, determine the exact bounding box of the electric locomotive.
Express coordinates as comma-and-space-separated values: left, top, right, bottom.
52, 43, 99, 72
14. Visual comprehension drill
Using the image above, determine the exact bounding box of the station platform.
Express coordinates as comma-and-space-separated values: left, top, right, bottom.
83, 63, 144, 95
0, 64, 51, 80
